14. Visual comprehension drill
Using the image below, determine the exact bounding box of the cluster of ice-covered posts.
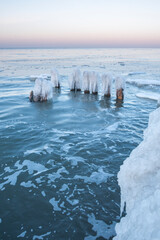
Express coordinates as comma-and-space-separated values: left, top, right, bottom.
29, 69, 125, 102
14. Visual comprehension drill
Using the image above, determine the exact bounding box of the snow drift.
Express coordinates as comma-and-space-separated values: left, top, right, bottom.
114, 106, 160, 240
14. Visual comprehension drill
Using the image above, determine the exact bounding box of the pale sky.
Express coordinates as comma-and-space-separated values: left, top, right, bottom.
0, 0, 160, 48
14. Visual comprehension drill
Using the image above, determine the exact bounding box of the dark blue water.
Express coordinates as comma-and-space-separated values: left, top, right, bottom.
0, 49, 159, 240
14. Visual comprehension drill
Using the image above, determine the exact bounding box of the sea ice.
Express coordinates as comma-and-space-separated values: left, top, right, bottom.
114, 107, 160, 240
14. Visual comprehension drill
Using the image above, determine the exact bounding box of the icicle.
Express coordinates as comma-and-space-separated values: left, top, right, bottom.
89, 71, 98, 95
69, 69, 81, 91
83, 71, 90, 94
51, 68, 60, 88
102, 73, 112, 97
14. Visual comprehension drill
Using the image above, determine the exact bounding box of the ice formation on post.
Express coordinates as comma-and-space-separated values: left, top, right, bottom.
29, 78, 53, 102
114, 107, 160, 240
102, 74, 112, 97
115, 77, 125, 100
89, 71, 98, 95
51, 68, 60, 88
83, 71, 90, 94
69, 69, 81, 91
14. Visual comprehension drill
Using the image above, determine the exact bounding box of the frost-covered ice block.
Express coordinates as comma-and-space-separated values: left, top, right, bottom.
115, 77, 125, 100
83, 71, 90, 94
89, 71, 98, 95
51, 68, 60, 88
114, 107, 160, 240
29, 78, 53, 102
69, 69, 81, 91
102, 73, 112, 97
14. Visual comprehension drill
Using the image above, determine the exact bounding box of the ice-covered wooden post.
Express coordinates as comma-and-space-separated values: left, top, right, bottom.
115, 77, 125, 100
51, 68, 60, 88
69, 69, 81, 91
102, 74, 112, 97
29, 78, 53, 102
83, 71, 90, 94
89, 71, 98, 95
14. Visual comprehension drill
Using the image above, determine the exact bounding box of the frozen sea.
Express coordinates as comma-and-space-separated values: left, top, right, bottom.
0, 48, 160, 240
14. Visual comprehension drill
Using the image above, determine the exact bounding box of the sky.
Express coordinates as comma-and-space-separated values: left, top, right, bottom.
0, 0, 160, 48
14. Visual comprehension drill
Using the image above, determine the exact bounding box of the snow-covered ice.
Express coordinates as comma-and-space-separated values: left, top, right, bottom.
114, 106, 160, 240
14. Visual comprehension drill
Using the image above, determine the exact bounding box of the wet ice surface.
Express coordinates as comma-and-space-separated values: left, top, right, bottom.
0, 48, 160, 239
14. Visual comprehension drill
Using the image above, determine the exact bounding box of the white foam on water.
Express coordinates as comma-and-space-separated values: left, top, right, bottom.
24, 144, 54, 156
74, 167, 113, 185
114, 107, 160, 240
41, 191, 46, 197
66, 156, 85, 166
85, 213, 116, 240
33, 232, 51, 240
61, 143, 72, 153
47, 167, 69, 184
20, 181, 37, 188
49, 197, 61, 211
107, 122, 119, 132
0, 160, 47, 191
0, 170, 23, 190
17, 231, 27, 238
66, 198, 79, 206
22, 160, 47, 175
59, 184, 69, 192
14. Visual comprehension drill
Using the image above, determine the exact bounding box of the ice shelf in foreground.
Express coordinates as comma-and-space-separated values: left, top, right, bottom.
114, 106, 160, 240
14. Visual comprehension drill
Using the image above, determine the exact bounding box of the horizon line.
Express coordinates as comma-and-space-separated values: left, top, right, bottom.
0, 46, 160, 50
